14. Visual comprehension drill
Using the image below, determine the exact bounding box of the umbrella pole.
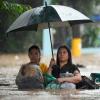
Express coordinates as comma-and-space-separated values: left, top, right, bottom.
45, 1, 54, 58
48, 22, 54, 58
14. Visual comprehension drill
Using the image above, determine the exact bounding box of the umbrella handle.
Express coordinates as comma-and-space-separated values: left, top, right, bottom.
45, 1, 47, 7
48, 22, 54, 58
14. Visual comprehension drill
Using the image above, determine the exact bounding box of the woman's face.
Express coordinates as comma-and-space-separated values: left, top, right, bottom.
58, 48, 68, 63
28, 49, 40, 64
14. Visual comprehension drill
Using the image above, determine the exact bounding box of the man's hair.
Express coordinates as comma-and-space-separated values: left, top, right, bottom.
28, 45, 41, 54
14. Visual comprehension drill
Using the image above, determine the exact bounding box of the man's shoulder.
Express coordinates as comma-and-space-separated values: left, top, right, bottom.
21, 63, 30, 67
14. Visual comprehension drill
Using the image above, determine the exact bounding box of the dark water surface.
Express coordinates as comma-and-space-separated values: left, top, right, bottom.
0, 67, 100, 100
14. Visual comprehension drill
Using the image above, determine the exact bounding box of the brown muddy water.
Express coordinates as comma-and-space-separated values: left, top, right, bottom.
0, 54, 100, 100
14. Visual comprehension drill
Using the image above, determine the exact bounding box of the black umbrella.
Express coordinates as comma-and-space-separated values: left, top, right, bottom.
6, 2, 92, 57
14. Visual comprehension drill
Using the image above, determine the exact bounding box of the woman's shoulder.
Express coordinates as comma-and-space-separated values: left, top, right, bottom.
66, 63, 76, 68
71, 64, 80, 72
71, 64, 78, 67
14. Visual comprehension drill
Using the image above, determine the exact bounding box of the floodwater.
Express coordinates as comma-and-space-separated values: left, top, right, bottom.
0, 54, 100, 100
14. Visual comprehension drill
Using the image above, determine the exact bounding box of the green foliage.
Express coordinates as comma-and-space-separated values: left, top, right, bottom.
0, 0, 43, 53
82, 27, 100, 47
73, 0, 95, 16
0, 0, 32, 53
5, 31, 42, 53
96, 0, 100, 5
51, 0, 60, 4
0, 1, 31, 15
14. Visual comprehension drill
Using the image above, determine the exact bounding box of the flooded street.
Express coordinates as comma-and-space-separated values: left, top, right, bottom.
0, 54, 100, 100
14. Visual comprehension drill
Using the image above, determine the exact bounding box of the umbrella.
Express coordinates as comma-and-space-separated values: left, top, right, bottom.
6, 2, 92, 57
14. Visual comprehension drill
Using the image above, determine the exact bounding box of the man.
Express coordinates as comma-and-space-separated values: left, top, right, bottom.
16, 45, 48, 89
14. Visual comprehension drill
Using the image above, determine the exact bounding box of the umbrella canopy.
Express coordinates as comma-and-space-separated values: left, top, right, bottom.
6, 3, 92, 57
6, 4, 91, 33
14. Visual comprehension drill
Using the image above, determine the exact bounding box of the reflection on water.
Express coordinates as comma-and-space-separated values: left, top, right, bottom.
0, 67, 100, 100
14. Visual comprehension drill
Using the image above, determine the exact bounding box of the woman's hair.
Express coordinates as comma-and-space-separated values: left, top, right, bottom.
28, 45, 41, 55
56, 45, 72, 65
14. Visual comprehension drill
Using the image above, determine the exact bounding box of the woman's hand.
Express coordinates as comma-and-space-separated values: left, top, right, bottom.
57, 78, 65, 83
47, 58, 56, 75
49, 58, 56, 67
58, 70, 82, 83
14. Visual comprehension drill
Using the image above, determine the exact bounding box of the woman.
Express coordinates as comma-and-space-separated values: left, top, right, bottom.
48, 45, 82, 89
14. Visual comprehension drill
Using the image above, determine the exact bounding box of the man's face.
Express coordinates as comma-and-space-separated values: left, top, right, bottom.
28, 49, 40, 64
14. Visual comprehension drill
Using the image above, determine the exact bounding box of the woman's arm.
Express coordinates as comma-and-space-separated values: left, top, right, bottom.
47, 58, 56, 75
57, 70, 82, 83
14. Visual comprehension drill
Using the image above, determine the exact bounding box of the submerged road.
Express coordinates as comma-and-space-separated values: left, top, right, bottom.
0, 66, 100, 100
0, 54, 100, 100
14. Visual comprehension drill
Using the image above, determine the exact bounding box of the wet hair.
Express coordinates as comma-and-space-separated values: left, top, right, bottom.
28, 45, 41, 54
56, 45, 72, 65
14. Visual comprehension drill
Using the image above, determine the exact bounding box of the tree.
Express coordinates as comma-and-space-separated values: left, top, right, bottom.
0, 0, 31, 53
0, 0, 44, 53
